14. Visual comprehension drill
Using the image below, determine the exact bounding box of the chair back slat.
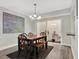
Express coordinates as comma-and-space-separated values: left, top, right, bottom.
40, 32, 46, 36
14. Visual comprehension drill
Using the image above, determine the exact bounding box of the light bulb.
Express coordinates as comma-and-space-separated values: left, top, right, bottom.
29, 15, 34, 20
31, 17, 34, 19
37, 16, 41, 20
29, 15, 32, 18
34, 14, 37, 17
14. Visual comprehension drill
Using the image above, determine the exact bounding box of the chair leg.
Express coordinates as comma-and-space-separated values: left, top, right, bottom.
36, 47, 39, 57
25, 48, 28, 58
25, 47, 31, 58
42, 45, 44, 49
18, 50, 21, 57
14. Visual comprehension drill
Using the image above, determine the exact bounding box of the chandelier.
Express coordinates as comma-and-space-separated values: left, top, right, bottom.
29, 2, 41, 20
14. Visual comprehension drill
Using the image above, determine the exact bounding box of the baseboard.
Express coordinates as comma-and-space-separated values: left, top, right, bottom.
0, 44, 18, 51
61, 43, 71, 47
71, 46, 75, 59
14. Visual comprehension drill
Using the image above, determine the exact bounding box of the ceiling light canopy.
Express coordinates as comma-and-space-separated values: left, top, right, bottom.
29, 1, 41, 20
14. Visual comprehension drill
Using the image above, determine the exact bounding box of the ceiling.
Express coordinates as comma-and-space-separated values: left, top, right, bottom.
0, 0, 72, 16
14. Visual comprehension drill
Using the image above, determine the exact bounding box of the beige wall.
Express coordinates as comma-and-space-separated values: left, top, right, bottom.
70, 0, 78, 59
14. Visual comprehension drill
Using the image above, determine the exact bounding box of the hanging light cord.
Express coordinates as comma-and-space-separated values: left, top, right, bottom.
34, 3, 37, 15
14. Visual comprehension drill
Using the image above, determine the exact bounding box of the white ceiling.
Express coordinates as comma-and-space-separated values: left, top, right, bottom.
0, 0, 72, 16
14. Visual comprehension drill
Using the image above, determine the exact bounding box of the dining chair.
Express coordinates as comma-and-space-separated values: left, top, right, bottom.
39, 32, 47, 48
22, 33, 27, 37
37, 32, 46, 43
33, 41, 44, 57
40, 32, 46, 36
28, 32, 34, 37
18, 33, 28, 57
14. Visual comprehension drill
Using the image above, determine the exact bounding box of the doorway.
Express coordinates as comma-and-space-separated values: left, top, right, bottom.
47, 19, 62, 43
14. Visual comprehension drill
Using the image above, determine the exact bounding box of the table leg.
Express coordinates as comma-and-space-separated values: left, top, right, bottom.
36, 47, 39, 57
29, 41, 35, 59
45, 36, 48, 49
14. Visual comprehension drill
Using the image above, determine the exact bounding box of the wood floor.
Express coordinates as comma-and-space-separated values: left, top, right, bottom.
0, 42, 73, 59
46, 42, 73, 59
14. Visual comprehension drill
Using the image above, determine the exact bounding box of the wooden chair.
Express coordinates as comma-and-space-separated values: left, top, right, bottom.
22, 33, 27, 37
18, 34, 28, 56
40, 32, 46, 36
34, 32, 46, 47
28, 32, 34, 37
33, 42, 44, 57
36, 32, 47, 44
40, 32, 47, 44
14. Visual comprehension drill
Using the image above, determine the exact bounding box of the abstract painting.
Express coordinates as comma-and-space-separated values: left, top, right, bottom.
3, 12, 25, 33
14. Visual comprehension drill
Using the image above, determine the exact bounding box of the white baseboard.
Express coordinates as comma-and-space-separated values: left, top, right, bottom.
71, 46, 75, 59
0, 44, 18, 51
61, 43, 71, 47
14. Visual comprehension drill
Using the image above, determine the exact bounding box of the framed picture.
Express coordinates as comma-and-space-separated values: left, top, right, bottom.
3, 12, 25, 33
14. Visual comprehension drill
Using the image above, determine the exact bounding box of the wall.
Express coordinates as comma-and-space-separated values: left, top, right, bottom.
31, 21, 37, 34
0, 8, 33, 50
61, 15, 71, 46
70, 13, 78, 59
70, 10, 78, 59
36, 21, 47, 35
70, 0, 78, 59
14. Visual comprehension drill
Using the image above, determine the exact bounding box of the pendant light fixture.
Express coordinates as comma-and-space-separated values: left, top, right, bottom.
29, 0, 41, 20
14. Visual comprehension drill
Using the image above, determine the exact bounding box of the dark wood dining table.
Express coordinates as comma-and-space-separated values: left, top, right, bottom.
18, 35, 48, 58
26, 35, 48, 49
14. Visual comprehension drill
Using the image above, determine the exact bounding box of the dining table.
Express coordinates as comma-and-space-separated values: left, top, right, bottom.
18, 34, 48, 58
26, 35, 48, 48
